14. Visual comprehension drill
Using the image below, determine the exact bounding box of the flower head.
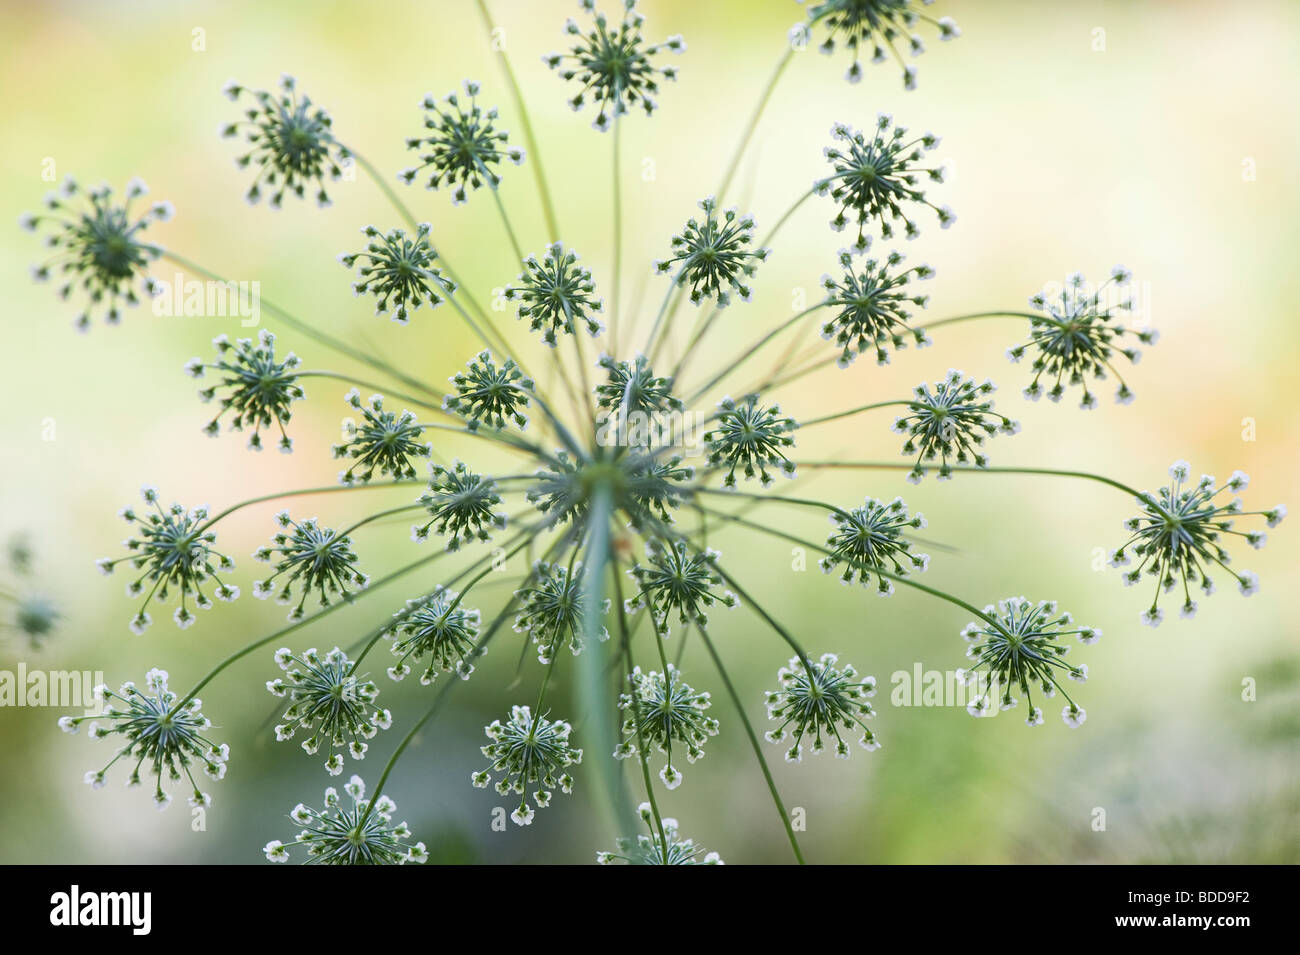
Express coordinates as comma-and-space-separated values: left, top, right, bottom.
597, 803, 723, 864
820, 496, 928, 593
1110, 462, 1284, 623
98, 486, 238, 633
338, 223, 454, 323
63, 668, 229, 810
253, 512, 368, 620
504, 242, 604, 346
764, 653, 879, 761
958, 597, 1096, 727
544, 0, 686, 131
816, 116, 950, 253
332, 390, 430, 484
10, 595, 59, 648
596, 354, 682, 417
399, 80, 524, 204
626, 540, 737, 630
221, 74, 351, 207
264, 775, 426, 865
820, 249, 934, 366
654, 197, 769, 306
22, 175, 168, 330
800, 0, 960, 87
892, 370, 1018, 481
513, 560, 610, 663
266, 647, 389, 775
413, 461, 507, 549
187, 330, 304, 453
472, 704, 582, 826
386, 590, 483, 684
615, 664, 718, 789
442, 351, 533, 431
1011, 268, 1157, 407
704, 394, 797, 489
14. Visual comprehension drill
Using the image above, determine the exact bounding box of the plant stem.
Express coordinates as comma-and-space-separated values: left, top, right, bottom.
715, 46, 794, 201
475, 0, 562, 241
696, 624, 805, 864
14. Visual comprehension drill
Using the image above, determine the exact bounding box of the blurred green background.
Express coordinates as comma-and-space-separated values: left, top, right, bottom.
1, 0, 1297, 864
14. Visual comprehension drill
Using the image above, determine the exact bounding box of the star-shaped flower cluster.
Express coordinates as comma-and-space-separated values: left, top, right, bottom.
60, 668, 229, 810
186, 330, 304, 453
21, 175, 170, 330
253, 512, 369, 619
472, 704, 583, 826
959, 597, 1097, 727
764, 653, 879, 761
399, 80, 524, 204
338, 223, 454, 323
266, 646, 390, 775
816, 116, 951, 253
1110, 462, 1284, 626
97, 486, 237, 633
820, 496, 929, 594
544, 0, 686, 131
222, 74, 351, 207
892, 370, 1019, 481
264, 775, 427, 865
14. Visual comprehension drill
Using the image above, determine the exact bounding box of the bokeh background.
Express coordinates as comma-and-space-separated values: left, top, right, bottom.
1, 0, 1297, 864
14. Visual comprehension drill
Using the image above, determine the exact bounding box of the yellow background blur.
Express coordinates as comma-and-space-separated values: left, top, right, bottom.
1, 0, 1297, 863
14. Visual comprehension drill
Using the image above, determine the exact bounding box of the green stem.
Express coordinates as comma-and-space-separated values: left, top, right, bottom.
800, 399, 919, 428
796, 460, 1150, 501
476, 0, 562, 241
175, 548, 447, 711
160, 251, 439, 403
198, 480, 424, 534
696, 624, 805, 864
715, 46, 795, 200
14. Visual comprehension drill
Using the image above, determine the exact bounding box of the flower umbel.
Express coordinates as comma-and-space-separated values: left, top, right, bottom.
544, 0, 686, 131
892, 370, 1018, 481
513, 560, 610, 663
443, 351, 533, 431
21, 175, 169, 330
505, 242, 604, 346
596, 353, 682, 417
615, 664, 718, 789
816, 116, 950, 253
413, 461, 507, 549
704, 394, 797, 489
820, 496, 928, 593
338, 223, 454, 323
264, 775, 426, 865
1110, 462, 1284, 626
472, 704, 582, 826
266, 646, 390, 775
597, 802, 723, 864
399, 80, 524, 204
61, 668, 229, 810
332, 390, 431, 484
386, 590, 483, 684
764, 653, 879, 760
221, 74, 351, 208
626, 540, 737, 630
820, 249, 934, 366
654, 197, 769, 307
253, 512, 369, 619
800, 0, 960, 87
98, 486, 237, 633
1011, 268, 1157, 408
959, 597, 1096, 727
186, 330, 304, 453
